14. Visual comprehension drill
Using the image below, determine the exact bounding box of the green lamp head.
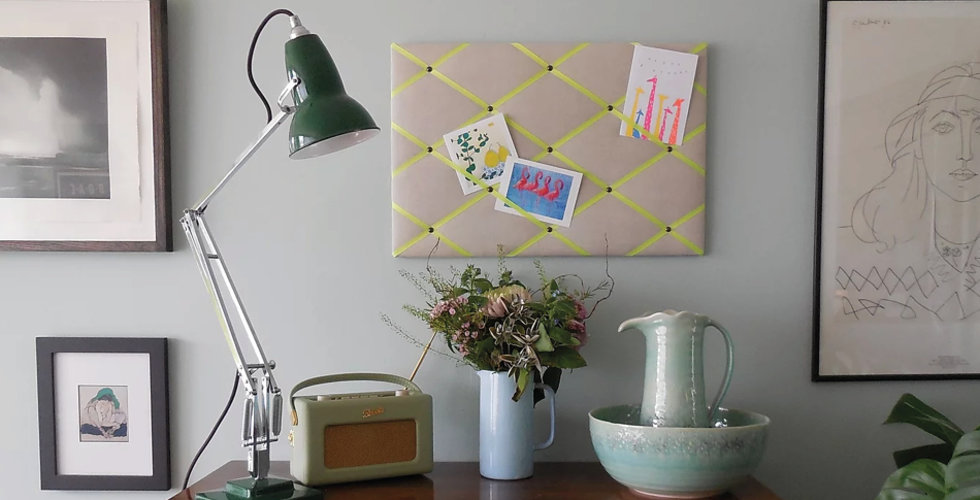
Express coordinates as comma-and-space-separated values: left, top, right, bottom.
284, 26, 379, 160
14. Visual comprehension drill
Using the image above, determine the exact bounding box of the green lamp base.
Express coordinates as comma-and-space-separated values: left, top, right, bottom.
196, 476, 320, 500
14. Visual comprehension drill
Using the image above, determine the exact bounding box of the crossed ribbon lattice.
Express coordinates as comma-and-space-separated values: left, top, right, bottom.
391, 42, 707, 257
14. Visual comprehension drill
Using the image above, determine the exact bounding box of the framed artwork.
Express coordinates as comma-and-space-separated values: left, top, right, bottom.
815, 0, 980, 380
36, 337, 170, 490
0, 0, 171, 251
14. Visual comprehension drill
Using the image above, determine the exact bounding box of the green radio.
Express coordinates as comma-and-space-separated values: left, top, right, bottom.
288, 373, 434, 486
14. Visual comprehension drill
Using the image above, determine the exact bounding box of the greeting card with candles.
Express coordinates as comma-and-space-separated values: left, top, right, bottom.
620, 46, 698, 145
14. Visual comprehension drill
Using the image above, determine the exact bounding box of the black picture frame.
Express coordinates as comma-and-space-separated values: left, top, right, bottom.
0, 0, 171, 252
35, 337, 170, 490
814, 0, 980, 381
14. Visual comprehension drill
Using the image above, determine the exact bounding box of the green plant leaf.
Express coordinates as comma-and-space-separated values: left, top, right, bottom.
473, 278, 494, 293
947, 484, 980, 500
878, 459, 946, 500
946, 455, 980, 492
893, 444, 954, 469
543, 366, 561, 393
539, 347, 586, 369
875, 491, 939, 500
947, 434, 980, 497
534, 328, 555, 353
513, 369, 530, 401
952, 430, 980, 458
884, 393, 965, 446
548, 327, 574, 345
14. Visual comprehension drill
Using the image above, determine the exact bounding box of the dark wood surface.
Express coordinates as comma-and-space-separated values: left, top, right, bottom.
170, 461, 781, 500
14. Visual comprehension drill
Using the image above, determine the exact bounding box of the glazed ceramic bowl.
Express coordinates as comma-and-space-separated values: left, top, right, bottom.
589, 405, 769, 499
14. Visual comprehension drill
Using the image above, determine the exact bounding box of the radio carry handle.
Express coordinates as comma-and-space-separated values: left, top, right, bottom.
289, 372, 423, 425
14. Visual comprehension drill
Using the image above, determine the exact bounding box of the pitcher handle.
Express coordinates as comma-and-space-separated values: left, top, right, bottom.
705, 319, 734, 424
534, 383, 556, 450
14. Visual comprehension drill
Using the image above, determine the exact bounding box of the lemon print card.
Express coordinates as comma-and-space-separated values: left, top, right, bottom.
443, 114, 517, 195
620, 45, 698, 146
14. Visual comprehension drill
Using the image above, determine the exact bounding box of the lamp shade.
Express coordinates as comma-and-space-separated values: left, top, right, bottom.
285, 33, 379, 159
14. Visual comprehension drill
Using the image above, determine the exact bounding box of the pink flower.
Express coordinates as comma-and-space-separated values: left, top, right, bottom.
484, 296, 509, 318
567, 319, 588, 350
574, 299, 588, 320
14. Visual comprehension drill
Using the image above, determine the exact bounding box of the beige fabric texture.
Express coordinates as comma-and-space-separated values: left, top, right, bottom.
391, 42, 707, 257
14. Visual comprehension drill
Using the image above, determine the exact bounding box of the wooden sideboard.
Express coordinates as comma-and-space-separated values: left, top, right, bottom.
170, 461, 782, 500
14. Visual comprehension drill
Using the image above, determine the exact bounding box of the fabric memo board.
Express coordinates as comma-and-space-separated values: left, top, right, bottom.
391, 42, 707, 257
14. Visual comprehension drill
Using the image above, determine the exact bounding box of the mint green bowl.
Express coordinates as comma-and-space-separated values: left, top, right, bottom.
589, 405, 769, 499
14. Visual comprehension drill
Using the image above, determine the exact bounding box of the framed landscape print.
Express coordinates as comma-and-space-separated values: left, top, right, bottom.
0, 0, 170, 251
815, 0, 980, 380
36, 337, 170, 490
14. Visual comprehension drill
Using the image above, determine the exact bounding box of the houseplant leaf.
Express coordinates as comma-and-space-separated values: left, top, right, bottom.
952, 429, 980, 458
884, 393, 965, 446
947, 484, 980, 500
893, 444, 954, 469
875, 459, 946, 500
947, 431, 980, 492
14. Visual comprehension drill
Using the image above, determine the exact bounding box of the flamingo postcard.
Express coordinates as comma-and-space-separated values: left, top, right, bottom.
495, 158, 583, 228
619, 45, 698, 146
443, 114, 519, 195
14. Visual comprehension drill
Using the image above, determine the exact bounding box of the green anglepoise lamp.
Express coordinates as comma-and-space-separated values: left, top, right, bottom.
179, 9, 378, 500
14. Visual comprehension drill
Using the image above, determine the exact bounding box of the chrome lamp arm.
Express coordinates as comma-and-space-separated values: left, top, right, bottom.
179, 78, 298, 481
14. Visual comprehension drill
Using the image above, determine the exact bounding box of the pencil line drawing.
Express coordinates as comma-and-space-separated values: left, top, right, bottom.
841, 63, 980, 321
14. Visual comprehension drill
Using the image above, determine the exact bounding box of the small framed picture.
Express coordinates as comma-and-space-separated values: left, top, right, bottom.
36, 337, 170, 490
815, 0, 980, 380
495, 157, 583, 227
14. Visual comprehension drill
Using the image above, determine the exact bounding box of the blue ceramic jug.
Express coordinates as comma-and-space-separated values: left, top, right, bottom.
618, 310, 734, 428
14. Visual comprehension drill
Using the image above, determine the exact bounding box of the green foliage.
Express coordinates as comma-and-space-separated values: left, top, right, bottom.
876, 394, 980, 499
885, 394, 966, 448
393, 255, 611, 401
876, 432, 980, 499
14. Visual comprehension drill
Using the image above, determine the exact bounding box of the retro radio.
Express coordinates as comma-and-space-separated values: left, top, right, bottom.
288, 372, 433, 486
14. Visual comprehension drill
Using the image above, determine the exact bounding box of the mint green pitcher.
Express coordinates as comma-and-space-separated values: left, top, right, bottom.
618, 310, 734, 428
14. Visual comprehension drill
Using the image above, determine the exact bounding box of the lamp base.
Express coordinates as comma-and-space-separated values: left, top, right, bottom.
196, 476, 320, 500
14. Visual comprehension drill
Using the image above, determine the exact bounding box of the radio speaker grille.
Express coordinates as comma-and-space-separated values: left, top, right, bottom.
323, 419, 417, 468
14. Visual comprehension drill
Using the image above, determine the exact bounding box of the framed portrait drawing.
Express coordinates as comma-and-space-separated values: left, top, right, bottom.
816, 0, 980, 380
0, 0, 170, 251
35, 337, 170, 490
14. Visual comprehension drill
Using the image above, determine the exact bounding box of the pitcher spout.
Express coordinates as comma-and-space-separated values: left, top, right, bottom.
617, 309, 681, 333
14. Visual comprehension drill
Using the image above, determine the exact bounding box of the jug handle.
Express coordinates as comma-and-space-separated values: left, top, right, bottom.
534, 383, 556, 450
705, 319, 734, 424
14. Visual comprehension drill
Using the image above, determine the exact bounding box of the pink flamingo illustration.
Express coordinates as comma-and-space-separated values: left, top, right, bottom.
514, 167, 530, 191
535, 176, 552, 197
524, 171, 543, 192
544, 179, 564, 201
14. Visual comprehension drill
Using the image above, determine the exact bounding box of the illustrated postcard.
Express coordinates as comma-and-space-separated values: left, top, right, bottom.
619, 45, 698, 145
494, 158, 583, 227
443, 114, 518, 195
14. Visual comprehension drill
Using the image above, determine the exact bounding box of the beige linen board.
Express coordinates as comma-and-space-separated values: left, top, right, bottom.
391, 42, 707, 257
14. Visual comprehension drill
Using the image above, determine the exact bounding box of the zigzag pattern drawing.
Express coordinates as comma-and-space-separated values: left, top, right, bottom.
835, 266, 940, 297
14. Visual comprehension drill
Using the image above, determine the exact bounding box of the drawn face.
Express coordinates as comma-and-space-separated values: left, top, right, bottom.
920, 96, 980, 202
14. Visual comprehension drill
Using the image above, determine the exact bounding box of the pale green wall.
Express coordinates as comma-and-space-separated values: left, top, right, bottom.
4, 1, 979, 498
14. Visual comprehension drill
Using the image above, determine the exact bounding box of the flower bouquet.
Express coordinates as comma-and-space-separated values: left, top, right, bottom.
389, 258, 612, 401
